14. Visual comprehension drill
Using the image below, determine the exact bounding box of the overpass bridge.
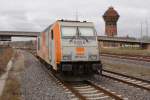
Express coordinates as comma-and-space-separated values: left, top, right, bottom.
0, 31, 39, 41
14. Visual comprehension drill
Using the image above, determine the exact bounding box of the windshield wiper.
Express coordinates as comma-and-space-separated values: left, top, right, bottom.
80, 36, 88, 42
69, 27, 78, 42
78, 28, 88, 42
69, 36, 76, 42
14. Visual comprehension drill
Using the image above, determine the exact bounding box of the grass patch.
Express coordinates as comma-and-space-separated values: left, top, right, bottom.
0, 50, 25, 100
100, 48, 150, 56
0, 47, 13, 76
0, 71, 21, 100
102, 60, 150, 80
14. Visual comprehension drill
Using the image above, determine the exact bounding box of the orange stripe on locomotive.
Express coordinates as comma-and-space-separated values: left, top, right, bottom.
53, 22, 62, 64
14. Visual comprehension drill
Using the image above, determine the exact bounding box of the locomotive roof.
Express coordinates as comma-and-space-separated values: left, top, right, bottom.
41, 20, 95, 34
58, 20, 94, 27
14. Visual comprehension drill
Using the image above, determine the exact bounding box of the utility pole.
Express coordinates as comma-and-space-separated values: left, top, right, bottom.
146, 20, 149, 37
141, 22, 143, 39
75, 9, 79, 21
140, 22, 143, 48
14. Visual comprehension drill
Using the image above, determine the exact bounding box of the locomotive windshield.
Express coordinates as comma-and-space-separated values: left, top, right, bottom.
78, 27, 94, 36
61, 27, 76, 36
61, 26, 95, 37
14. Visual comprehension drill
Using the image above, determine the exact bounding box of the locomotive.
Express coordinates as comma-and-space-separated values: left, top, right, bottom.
37, 20, 102, 76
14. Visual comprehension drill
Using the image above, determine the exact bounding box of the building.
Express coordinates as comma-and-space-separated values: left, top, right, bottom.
99, 6, 150, 50
103, 7, 120, 37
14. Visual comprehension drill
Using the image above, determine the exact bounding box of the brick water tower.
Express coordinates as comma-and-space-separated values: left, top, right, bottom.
103, 7, 120, 37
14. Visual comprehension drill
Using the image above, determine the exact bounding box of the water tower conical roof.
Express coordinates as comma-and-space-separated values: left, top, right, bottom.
103, 7, 120, 21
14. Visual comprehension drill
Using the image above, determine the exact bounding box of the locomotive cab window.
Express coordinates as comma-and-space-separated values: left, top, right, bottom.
61, 26, 96, 37
78, 27, 95, 36
61, 26, 76, 37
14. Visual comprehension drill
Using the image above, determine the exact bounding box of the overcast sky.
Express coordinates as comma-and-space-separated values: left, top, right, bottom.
0, 0, 150, 38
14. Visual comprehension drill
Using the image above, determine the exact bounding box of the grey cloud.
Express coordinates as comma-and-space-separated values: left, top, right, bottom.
0, 0, 150, 37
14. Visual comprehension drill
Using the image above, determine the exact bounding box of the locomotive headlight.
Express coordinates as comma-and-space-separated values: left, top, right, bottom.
63, 55, 72, 60
89, 55, 97, 60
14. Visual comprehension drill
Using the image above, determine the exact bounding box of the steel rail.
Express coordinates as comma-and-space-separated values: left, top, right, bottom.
103, 69, 150, 83
101, 53, 150, 62
102, 71, 150, 91
84, 80, 124, 100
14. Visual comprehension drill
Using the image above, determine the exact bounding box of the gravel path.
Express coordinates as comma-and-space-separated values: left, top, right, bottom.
0, 60, 12, 96
93, 75, 150, 100
18, 51, 71, 100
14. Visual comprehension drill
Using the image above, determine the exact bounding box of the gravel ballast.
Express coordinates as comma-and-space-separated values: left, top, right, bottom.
18, 51, 71, 100
9, 50, 150, 100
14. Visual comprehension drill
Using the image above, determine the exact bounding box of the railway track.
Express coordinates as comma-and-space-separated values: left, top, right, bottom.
101, 53, 150, 62
102, 70, 150, 91
38, 58, 126, 100
62, 80, 126, 100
